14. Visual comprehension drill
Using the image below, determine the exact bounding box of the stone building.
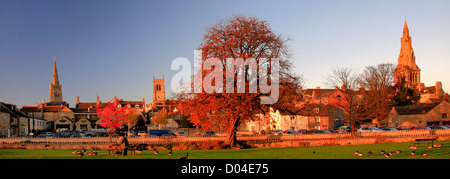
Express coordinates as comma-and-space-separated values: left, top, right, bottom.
0, 102, 12, 137
385, 101, 450, 128
1, 101, 40, 137
239, 104, 342, 132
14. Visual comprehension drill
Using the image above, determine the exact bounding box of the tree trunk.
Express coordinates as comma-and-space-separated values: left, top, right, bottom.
225, 117, 240, 147
225, 128, 237, 147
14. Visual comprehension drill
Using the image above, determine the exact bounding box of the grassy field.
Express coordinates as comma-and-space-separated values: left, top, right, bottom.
1, 140, 449, 159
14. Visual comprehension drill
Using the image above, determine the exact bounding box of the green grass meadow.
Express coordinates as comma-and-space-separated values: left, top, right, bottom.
1, 140, 449, 159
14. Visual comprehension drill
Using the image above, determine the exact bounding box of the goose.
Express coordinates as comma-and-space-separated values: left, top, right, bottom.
395, 150, 401, 154
87, 147, 98, 156
180, 152, 189, 159
433, 143, 443, 148
384, 153, 390, 158
72, 149, 79, 154
168, 149, 173, 156
367, 151, 372, 155
421, 151, 429, 156
411, 151, 416, 156
409, 145, 418, 150
76, 149, 86, 157
380, 150, 386, 155
353, 151, 363, 157
426, 145, 433, 149
153, 149, 159, 155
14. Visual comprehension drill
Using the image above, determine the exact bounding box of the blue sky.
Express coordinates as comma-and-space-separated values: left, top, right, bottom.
1, 0, 450, 107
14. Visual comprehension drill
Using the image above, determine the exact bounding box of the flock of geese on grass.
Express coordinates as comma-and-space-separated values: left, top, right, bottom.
71, 143, 444, 159
152, 148, 189, 159
72, 147, 189, 159
353, 143, 443, 158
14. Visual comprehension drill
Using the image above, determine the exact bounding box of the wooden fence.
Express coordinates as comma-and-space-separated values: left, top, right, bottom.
1, 129, 450, 145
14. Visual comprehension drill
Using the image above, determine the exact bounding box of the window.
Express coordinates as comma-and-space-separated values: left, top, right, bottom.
442, 113, 448, 118
315, 116, 320, 123
314, 107, 319, 113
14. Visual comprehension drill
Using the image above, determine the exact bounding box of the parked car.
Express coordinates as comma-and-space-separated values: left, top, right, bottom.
72, 133, 82, 138
428, 126, 447, 130
177, 131, 186, 136
283, 129, 300, 135
412, 126, 431, 130
59, 132, 71, 137
137, 131, 148, 136
145, 134, 158, 138
37, 132, 55, 138
397, 126, 411, 130
96, 132, 108, 137
204, 131, 217, 137
310, 129, 331, 134
357, 126, 383, 132
148, 130, 177, 137
298, 129, 310, 134
378, 127, 398, 131
271, 130, 283, 136
338, 126, 352, 133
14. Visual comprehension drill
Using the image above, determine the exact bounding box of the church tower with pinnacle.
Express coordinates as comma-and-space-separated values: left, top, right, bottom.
152, 75, 166, 106
394, 19, 421, 88
49, 56, 63, 103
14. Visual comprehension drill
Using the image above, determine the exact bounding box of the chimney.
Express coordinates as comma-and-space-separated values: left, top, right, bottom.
76, 96, 79, 104
359, 86, 365, 93
436, 81, 443, 97
97, 96, 100, 105
341, 84, 346, 91
316, 86, 321, 89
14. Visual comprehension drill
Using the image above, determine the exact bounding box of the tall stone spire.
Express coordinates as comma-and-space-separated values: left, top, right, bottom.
52, 56, 59, 85
49, 56, 63, 102
398, 19, 418, 70
394, 19, 421, 88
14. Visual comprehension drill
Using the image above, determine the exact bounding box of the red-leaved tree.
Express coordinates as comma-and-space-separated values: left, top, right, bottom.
96, 99, 130, 138
176, 15, 300, 147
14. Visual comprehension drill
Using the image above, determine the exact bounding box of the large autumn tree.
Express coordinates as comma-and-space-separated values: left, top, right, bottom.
96, 99, 131, 138
176, 15, 300, 147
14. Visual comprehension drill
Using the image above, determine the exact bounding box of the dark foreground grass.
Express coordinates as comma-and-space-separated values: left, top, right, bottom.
1, 140, 449, 159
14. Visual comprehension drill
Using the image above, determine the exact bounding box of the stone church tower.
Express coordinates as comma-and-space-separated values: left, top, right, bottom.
152, 75, 165, 105
394, 20, 421, 88
49, 56, 63, 102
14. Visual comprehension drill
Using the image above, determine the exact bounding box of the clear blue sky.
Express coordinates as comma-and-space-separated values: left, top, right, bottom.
1, 0, 449, 107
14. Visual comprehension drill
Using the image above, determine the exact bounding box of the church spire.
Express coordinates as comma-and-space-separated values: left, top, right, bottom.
52, 56, 59, 85
398, 19, 417, 69
403, 19, 409, 35
394, 19, 421, 88
49, 56, 63, 103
